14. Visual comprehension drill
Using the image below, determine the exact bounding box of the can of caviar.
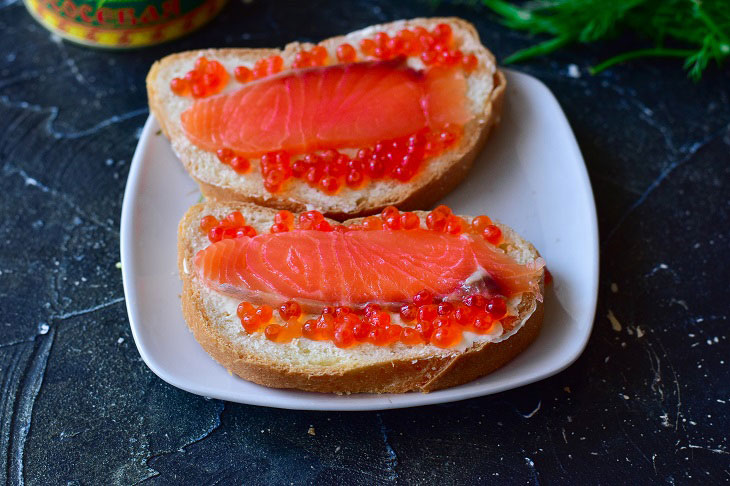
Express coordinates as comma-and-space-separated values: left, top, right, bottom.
23, 0, 227, 49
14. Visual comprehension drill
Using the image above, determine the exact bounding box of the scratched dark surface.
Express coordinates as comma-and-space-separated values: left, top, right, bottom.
1, 0, 729, 484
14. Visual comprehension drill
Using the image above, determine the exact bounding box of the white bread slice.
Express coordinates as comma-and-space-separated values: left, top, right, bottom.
150, 18, 506, 220
178, 201, 544, 394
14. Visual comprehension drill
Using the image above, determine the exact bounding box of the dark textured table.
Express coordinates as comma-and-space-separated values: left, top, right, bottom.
1, 0, 729, 484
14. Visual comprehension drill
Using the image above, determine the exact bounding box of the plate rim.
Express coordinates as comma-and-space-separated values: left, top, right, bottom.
120, 68, 599, 411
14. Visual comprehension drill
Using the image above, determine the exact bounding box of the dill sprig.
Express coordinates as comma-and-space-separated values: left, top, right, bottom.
481, 0, 730, 80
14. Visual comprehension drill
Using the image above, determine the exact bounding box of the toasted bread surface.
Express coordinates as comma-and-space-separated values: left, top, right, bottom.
178, 201, 544, 394
149, 18, 506, 219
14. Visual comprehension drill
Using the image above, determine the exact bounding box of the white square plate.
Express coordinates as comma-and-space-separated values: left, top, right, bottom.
121, 70, 599, 411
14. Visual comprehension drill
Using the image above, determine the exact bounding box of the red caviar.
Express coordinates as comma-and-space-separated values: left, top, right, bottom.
292, 46, 330, 69
445, 215, 465, 235
235, 277, 510, 348
434, 23, 452, 42
256, 305, 273, 322
234, 66, 252, 83
336, 43, 357, 63
270, 223, 289, 233
315, 220, 333, 232
274, 210, 294, 227
207, 227, 223, 242
364, 303, 382, 316
170, 78, 187, 95
252, 59, 268, 79
211, 125, 461, 195
292, 51, 312, 69
387, 324, 405, 344
349, 24, 474, 71
226, 211, 245, 226
345, 169, 364, 188
437, 302, 454, 315
367, 325, 389, 346
360, 38, 376, 56
335, 306, 352, 318
400, 212, 420, 230
279, 321, 303, 342
230, 156, 250, 173
381, 205, 400, 229
486, 297, 507, 319
462, 54, 478, 72
260, 126, 460, 194
299, 210, 324, 228
237, 301, 255, 319
319, 175, 340, 193
426, 211, 447, 232
253, 57, 278, 78
420, 50, 436, 65
473, 315, 493, 333
302, 319, 319, 340
417, 304, 438, 323
311, 46, 329, 65
463, 294, 487, 308
200, 215, 218, 233
433, 205, 452, 216
352, 319, 371, 341
352, 24, 470, 68
201, 211, 257, 243
267, 55, 284, 75
415, 321, 434, 340
279, 301, 302, 320
264, 324, 283, 341
431, 324, 460, 348
453, 304, 473, 326
482, 225, 503, 245
470, 215, 492, 233
171, 57, 229, 98
216, 148, 233, 163
362, 216, 384, 231
333, 325, 356, 348
401, 327, 423, 344
173, 26, 479, 104
399, 304, 417, 322
413, 289, 434, 306
216, 149, 251, 174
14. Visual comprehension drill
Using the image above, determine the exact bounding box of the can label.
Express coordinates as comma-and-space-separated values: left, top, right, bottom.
25, 0, 227, 48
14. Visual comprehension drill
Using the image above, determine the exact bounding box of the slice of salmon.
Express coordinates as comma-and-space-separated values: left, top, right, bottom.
180, 60, 470, 157
194, 229, 544, 309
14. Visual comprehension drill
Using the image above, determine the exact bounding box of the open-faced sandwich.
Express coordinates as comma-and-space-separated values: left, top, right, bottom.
178, 202, 544, 393
148, 17, 505, 219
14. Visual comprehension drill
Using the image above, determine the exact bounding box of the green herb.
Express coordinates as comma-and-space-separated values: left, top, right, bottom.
481, 0, 730, 79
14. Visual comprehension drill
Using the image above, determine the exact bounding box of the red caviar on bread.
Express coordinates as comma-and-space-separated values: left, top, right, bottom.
168, 23, 481, 196
193, 205, 544, 350
179, 60, 469, 193
178, 200, 544, 393
148, 18, 506, 218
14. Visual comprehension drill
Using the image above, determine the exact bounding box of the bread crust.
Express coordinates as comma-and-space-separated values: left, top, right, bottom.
178, 202, 544, 394
148, 18, 506, 220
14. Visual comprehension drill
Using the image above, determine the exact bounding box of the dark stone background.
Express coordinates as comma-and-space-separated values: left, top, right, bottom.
1, 0, 728, 484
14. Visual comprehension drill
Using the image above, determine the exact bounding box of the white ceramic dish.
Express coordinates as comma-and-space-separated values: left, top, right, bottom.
121, 70, 599, 411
